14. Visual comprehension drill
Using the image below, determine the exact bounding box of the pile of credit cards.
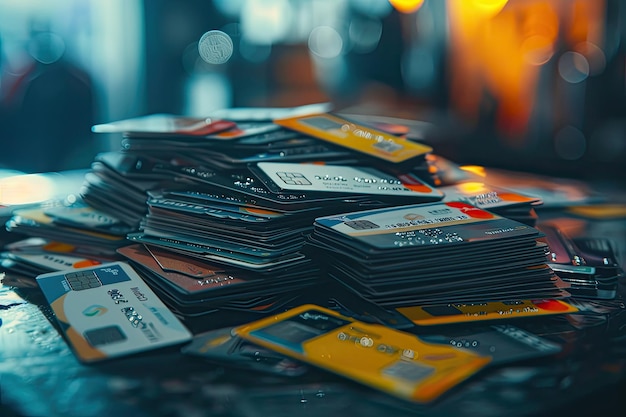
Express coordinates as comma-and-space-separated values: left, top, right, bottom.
2, 106, 602, 320
81, 151, 178, 227
304, 201, 567, 308
2, 104, 623, 406
79, 107, 453, 324
1, 204, 130, 286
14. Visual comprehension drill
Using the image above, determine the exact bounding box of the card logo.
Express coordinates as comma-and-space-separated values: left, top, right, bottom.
445, 202, 495, 219
83, 305, 108, 317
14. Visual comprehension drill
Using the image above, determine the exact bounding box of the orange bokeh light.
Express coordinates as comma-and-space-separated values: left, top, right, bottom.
446, 0, 604, 142
388, 0, 425, 14
468, 0, 509, 17
460, 165, 487, 178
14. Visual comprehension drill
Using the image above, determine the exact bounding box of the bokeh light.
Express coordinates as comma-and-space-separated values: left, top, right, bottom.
28, 31, 66, 64
388, 0, 425, 14
467, 0, 509, 17
456, 182, 490, 195
0, 174, 56, 205
241, 0, 292, 45
460, 165, 487, 177
558, 51, 590, 83
574, 41, 606, 75
308, 26, 344, 59
521, 35, 555, 66
348, 16, 383, 54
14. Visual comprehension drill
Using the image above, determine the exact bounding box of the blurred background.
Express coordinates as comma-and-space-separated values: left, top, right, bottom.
0, 0, 625, 186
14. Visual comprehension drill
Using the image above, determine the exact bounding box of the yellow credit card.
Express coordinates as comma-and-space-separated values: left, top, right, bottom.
274, 113, 432, 164
396, 299, 579, 326
235, 304, 490, 403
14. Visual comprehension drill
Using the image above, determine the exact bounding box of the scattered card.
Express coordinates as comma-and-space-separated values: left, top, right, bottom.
36, 261, 192, 363
235, 304, 490, 403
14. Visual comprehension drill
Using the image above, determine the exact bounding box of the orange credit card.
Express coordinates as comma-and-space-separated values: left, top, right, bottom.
236, 304, 490, 403
274, 113, 432, 164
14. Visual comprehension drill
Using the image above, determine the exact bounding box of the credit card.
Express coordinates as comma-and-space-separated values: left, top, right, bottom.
210, 102, 333, 122
274, 113, 432, 164
91, 114, 236, 137
253, 162, 442, 200
205, 122, 281, 140
438, 182, 542, 210
36, 261, 192, 363
153, 163, 434, 211
396, 299, 579, 326
10, 207, 128, 243
313, 201, 540, 251
127, 233, 307, 271
116, 244, 250, 296
420, 324, 562, 366
6, 251, 102, 272
44, 205, 134, 236
235, 304, 490, 403
5, 238, 119, 263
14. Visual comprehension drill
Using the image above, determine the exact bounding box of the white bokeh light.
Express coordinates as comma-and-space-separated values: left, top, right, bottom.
558, 51, 590, 84
241, 0, 292, 45
308, 26, 344, 59
348, 17, 382, 53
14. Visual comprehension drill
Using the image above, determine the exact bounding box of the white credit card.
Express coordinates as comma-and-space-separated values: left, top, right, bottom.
438, 182, 542, 209
256, 162, 443, 199
314, 201, 540, 250
36, 261, 192, 363
8, 251, 102, 270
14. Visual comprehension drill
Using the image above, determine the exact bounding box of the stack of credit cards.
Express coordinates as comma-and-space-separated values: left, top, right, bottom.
119, 121, 356, 171
92, 109, 359, 173
81, 152, 180, 228
85, 108, 439, 230
304, 201, 568, 308
115, 163, 443, 328
75, 109, 584, 331
116, 243, 317, 328
1, 204, 129, 284
538, 223, 623, 299
80, 109, 443, 327
0, 237, 109, 287
5, 204, 130, 257
5, 106, 601, 405
126, 162, 443, 274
